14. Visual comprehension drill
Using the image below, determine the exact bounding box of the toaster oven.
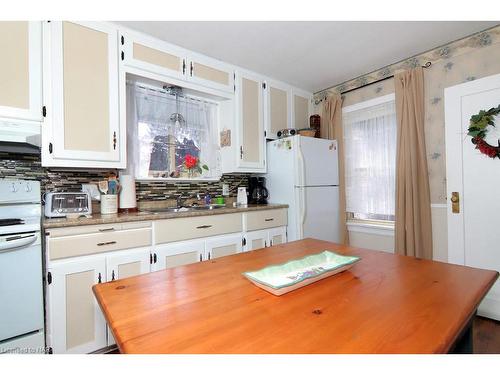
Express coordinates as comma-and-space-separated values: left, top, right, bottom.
44, 192, 92, 218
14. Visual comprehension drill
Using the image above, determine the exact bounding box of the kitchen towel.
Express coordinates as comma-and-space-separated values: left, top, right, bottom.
119, 174, 137, 209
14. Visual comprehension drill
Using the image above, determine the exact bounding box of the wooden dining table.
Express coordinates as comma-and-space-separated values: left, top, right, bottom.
93, 238, 498, 354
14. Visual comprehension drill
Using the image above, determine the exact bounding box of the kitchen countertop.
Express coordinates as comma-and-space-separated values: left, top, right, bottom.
42, 203, 289, 229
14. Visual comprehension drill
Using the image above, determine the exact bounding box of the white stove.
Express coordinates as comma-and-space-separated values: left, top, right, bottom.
0, 179, 45, 354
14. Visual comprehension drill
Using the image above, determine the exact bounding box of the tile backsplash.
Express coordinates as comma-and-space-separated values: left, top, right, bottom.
0, 152, 249, 201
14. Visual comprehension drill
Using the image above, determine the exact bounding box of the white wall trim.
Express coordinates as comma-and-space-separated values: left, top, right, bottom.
342, 93, 395, 114
347, 221, 395, 237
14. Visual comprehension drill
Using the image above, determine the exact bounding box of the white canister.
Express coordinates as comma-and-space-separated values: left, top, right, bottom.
101, 194, 118, 214
237, 187, 248, 205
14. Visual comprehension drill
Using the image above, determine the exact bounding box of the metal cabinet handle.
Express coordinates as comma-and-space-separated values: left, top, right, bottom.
111, 270, 115, 281
98, 228, 115, 232
196, 225, 212, 229
199, 254, 203, 262
264, 218, 274, 222
98, 273, 102, 283
97, 241, 117, 246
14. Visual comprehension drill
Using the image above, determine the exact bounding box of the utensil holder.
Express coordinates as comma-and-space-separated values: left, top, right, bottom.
101, 194, 118, 215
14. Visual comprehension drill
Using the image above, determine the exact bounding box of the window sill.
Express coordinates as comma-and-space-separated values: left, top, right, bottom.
136, 176, 222, 182
347, 220, 395, 236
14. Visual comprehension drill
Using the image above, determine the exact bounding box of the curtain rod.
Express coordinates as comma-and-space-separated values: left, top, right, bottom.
314, 61, 432, 105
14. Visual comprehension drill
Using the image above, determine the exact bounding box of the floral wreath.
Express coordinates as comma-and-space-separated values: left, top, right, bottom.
468, 104, 500, 159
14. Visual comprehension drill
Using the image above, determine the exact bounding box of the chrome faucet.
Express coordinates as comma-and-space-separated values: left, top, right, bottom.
176, 195, 185, 208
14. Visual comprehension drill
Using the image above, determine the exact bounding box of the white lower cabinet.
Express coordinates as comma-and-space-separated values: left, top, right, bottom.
105, 248, 151, 346
46, 255, 107, 354
153, 239, 205, 271
244, 226, 287, 251
205, 233, 243, 260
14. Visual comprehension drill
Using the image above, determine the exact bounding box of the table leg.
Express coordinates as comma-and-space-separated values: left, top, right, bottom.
449, 312, 475, 354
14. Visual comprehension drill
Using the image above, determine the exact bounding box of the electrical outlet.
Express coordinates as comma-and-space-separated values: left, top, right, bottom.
222, 184, 230, 196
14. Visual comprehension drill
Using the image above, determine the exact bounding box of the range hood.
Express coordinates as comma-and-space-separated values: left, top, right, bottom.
0, 119, 41, 155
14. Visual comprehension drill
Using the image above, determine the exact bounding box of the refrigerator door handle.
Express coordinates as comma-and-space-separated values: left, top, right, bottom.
297, 143, 306, 187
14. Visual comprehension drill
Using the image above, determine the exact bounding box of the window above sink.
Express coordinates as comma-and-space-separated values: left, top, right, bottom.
126, 79, 224, 181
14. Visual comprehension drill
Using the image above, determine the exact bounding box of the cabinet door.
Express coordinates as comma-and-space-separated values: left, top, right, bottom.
0, 21, 42, 121
264, 80, 291, 140
47, 255, 107, 354
291, 88, 312, 129
244, 229, 269, 252
153, 239, 205, 272
205, 233, 243, 260
42, 21, 123, 168
105, 247, 151, 346
121, 31, 187, 81
235, 70, 266, 171
268, 226, 287, 246
187, 54, 234, 93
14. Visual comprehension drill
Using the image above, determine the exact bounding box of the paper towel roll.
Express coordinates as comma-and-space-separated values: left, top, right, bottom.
119, 174, 137, 209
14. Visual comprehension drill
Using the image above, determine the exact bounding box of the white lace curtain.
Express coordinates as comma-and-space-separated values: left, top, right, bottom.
126, 82, 220, 179
343, 99, 397, 219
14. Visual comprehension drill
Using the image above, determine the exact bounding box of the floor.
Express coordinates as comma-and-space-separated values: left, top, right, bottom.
474, 316, 500, 354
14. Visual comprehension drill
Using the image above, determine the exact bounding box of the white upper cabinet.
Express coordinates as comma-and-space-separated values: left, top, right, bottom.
0, 21, 42, 122
42, 21, 125, 168
120, 30, 234, 93
121, 31, 187, 81
264, 80, 292, 140
291, 88, 313, 130
186, 54, 234, 93
235, 70, 266, 171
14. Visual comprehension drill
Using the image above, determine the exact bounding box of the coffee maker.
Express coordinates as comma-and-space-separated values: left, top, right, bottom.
248, 177, 269, 204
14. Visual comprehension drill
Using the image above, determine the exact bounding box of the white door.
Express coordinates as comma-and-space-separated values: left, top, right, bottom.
291, 88, 312, 129
153, 239, 205, 271
268, 226, 287, 247
0, 21, 42, 122
244, 229, 269, 251
296, 136, 339, 186
47, 255, 107, 354
42, 21, 123, 168
235, 70, 266, 171
121, 30, 187, 81
297, 186, 339, 242
205, 233, 242, 260
264, 80, 291, 139
445, 73, 500, 320
105, 248, 150, 346
187, 54, 234, 93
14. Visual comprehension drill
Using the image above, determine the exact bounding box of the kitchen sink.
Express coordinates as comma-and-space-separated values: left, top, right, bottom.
190, 204, 226, 210
140, 204, 225, 214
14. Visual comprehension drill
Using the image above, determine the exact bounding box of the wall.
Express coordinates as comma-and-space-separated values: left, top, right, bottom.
0, 152, 249, 204
314, 25, 500, 260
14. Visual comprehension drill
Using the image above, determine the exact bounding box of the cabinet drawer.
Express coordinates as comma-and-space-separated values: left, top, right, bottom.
245, 209, 287, 231
46, 221, 151, 238
154, 213, 242, 244
48, 228, 152, 260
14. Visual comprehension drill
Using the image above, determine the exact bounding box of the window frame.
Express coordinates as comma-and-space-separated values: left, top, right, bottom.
342, 93, 396, 226
129, 81, 223, 182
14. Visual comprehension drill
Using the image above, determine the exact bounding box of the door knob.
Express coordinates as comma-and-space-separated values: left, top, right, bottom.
451, 192, 460, 213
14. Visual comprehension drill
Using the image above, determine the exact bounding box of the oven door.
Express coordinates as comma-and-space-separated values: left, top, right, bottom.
0, 231, 44, 342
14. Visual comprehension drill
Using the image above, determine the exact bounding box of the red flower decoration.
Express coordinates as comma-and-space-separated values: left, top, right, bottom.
184, 154, 198, 169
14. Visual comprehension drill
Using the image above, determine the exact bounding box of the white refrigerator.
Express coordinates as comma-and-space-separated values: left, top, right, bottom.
265, 135, 340, 242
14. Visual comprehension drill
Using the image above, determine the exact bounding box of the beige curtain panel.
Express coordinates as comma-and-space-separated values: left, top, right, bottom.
394, 67, 433, 259
322, 93, 349, 245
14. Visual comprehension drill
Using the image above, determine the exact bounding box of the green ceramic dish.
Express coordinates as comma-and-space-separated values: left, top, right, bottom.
243, 250, 360, 291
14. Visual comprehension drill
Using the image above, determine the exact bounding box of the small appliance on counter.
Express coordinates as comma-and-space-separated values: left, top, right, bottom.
44, 191, 92, 218
277, 128, 296, 138
248, 176, 269, 204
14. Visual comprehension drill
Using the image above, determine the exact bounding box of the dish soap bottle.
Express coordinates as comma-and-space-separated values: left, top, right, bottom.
204, 192, 212, 205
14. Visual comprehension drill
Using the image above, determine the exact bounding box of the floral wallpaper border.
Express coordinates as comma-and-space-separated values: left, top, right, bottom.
314, 24, 500, 100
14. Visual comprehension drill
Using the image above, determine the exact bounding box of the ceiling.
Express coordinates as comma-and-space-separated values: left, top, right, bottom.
117, 21, 498, 93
